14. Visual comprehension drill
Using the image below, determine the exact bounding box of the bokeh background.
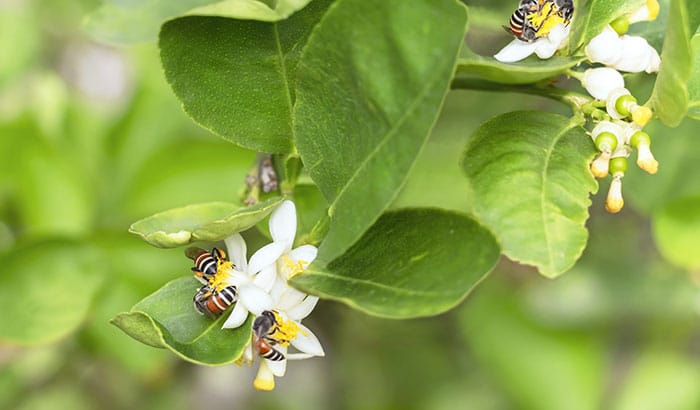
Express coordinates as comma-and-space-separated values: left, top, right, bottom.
1, 0, 700, 409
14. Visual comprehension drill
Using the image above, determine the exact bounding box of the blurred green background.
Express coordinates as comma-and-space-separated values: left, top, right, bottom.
1, 0, 700, 409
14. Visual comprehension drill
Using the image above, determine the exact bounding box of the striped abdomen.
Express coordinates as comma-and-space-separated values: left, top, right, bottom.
193, 285, 237, 317
256, 337, 285, 361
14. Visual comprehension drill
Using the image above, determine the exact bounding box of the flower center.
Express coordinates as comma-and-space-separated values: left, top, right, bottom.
209, 260, 234, 291
280, 256, 308, 279
526, 2, 566, 37
268, 311, 307, 347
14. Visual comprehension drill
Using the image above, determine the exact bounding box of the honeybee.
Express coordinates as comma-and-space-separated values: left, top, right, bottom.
505, 0, 574, 42
252, 310, 285, 361
193, 284, 238, 318
185, 247, 228, 284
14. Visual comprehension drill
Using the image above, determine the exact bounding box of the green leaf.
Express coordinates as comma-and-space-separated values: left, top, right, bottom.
111, 277, 251, 365
457, 50, 584, 85
652, 195, 700, 270
0, 241, 104, 345
459, 281, 605, 410
129, 197, 283, 248
569, 0, 645, 52
686, 34, 700, 119
649, 0, 700, 126
294, 0, 468, 264
461, 111, 598, 277
159, 0, 331, 153
85, 0, 314, 44
291, 208, 500, 318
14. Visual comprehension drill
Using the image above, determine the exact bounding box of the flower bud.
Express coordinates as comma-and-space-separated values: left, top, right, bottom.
582, 68, 625, 100
616, 36, 659, 73
585, 26, 624, 66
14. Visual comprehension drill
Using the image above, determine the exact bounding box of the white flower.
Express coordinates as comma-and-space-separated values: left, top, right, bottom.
586, 25, 660, 73
582, 68, 625, 100
629, 0, 660, 24
253, 200, 318, 293
494, 23, 570, 63
252, 294, 324, 391
216, 233, 276, 329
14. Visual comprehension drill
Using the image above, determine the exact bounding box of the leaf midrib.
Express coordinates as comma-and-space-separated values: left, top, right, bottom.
273, 23, 294, 122
300, 269, 466, 298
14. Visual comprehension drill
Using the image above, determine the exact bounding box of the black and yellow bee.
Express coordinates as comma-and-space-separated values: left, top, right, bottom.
185, 247, 228, 284
193, 284, 238, 318
505, 0, 574, 42
252, 310, 286, 361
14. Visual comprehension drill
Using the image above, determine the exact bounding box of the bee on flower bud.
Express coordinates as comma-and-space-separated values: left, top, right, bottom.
252, 310, 286, 361
185, 247, 231, 285
193, 284, 238, 318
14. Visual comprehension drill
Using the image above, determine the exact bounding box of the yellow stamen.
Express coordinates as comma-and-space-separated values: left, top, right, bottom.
268, 311, 306, 347
631, 106, 653, 127
647, 0, 660, 20
281, 256, 308, 279
209, 260, 234, 291
253, 361, 275, 391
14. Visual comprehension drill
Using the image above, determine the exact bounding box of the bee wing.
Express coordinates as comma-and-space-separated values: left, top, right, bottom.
185, 247, 207, 260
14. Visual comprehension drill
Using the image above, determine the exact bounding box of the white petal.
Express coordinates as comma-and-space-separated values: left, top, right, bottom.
224, 233, 248, 272
269, 200, 297, 249
605, 88, 632, 119
290, 322, 325, 357
591, 120, 624, 145
547, 24, 570, 48
239, 284, 274, 315
270, 274, 289, 303
248, 242, 286, 275
494, 39, 539, 63
224, 270, 251, 287
267, 345, 288, 377
277, 287, 307, 311
287, 296, 319, 321
286, 353, 315, 360
534, 39, 558, 59
288, 245, 318, 267
253, 264, 277, 293
222, 302, 249, 329
645, 47, 661, 73
585, 25, 623, 66
582, 68, 625, 100
614, 36, 653, 72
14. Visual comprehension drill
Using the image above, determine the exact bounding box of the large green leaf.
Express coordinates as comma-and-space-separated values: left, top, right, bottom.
294, 0, 468, 264
85, 0, 313, 44
159, 0, 331, 153
649, 0, 700, 126
457, 50, 584, 85
462, 111, 598, 277
569, 0, 645, 52
291, 209, 500, 318
686, 34, 700, 119
112, 276, 251, 365
0, 241, 104, 345
129, 197, 283, 248
652, 195, 700, 270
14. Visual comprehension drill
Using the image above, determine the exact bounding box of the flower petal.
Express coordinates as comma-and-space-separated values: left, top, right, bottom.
253, 264, 277, 293
290, 322, 324, 357
222, 302, 249, 329
615, 35, 654, 72
582, 67, 625, 100
248, 242, 286, 275
239, 284, 274, 315
286, 353, 315, 360
288, 245, 318, 266
277, 287, 307, 311
287, 296, 319, 321
269, 200, 297, 248
585, 25, 623, 66
494, 39, 539, 63
267, 345, 288, 377
224, 233, 248, 272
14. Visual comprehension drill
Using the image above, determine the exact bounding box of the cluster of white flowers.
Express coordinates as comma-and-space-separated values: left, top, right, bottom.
580, 0, 660, 213
494, 0, 661, 213
203, 200, 324, 391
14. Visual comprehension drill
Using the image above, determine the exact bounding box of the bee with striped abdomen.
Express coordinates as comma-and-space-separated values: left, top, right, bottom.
252, 310, 285, 361
193, 284, 238, 318
505, 0, 574, 43
185, 247, 228, 284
